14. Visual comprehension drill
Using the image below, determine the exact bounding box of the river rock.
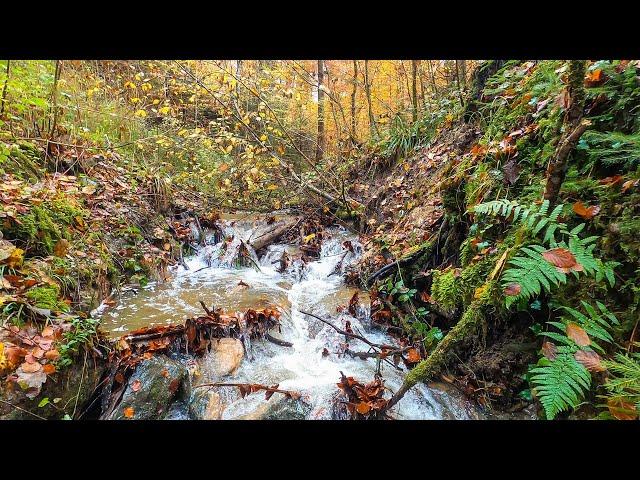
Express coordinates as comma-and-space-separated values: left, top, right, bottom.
189, 388, 225, 420
0, 354, 106, 420
199, 338, 244, 380
106, 355, 189, 420
233, 394, 311, 420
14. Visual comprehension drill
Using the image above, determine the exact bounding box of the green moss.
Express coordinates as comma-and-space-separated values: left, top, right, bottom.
11, 195, 87, 254
25, 285, 68, 312
431, 269, 461, 315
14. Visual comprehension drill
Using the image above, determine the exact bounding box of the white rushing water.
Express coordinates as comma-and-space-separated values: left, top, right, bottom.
100, 215, 481, 419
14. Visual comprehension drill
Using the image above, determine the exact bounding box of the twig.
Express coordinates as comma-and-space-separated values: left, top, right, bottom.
0, 399, 47, 420
265, 333, 293, 347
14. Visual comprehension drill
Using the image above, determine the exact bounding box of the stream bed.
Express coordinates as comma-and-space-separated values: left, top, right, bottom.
97, 213, 488, 420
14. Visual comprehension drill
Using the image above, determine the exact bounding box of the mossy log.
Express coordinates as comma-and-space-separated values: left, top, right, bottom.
385, 282, 497, 410
385, 249, 511, 411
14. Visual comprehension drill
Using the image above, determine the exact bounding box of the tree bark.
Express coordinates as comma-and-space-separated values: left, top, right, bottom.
351, 60, 358, 143
315, 60, 325, 162
411, 60, 418, 122
543, 60, 588, 206
364, 60, 378, 137
0, 60, 10, 116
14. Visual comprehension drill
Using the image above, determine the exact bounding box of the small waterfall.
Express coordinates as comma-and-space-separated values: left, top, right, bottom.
99, 215, 479, 419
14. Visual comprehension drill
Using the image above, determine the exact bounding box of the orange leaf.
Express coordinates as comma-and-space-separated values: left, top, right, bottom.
123, 407, 135, 419
566, 323, 591, 347
406, 348, 421, 363
599, 175, 623, 187
572, 201, 601, 220
44, 349, 60, 361
542, 248, 582, 273
504, 283, 521, 296
622, 179, 639, 193
43, 363, 56, 375
574, 350, 605, 372
356, 402, 371, 415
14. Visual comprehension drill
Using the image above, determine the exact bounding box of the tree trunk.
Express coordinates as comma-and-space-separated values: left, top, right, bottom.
315, 60, 325, 163
411, 60, 419, 122
427, 60, 438, 96
543, 60, 588, 206
0, 60, 10, 116
49, 60, 62, 140
364, 60, 378, 137
351, 60, 358, 143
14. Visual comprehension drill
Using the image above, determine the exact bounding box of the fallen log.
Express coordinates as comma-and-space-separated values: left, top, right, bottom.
249, 217, 300, 251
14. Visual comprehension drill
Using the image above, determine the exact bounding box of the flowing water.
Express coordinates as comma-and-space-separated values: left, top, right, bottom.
99, 213, 484, 420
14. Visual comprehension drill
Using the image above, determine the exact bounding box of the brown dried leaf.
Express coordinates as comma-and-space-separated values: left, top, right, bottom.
574, 350, 605, 372
542, 248, 582, 273
566, 323, 591, 347
131, 379, 142, 392
504, 283, 522, 296
572, 201, 601, 220
542, 341, 558, 360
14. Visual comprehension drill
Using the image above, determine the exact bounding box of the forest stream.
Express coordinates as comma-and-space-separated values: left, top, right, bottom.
96, 213, 486, 420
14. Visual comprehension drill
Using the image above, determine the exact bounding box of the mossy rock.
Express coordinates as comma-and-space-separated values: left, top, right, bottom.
0, 352, 106, 420
106, 355, 190, 420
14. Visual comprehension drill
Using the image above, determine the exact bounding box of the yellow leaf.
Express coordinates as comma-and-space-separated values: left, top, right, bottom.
303, 233, 316, 243
130, 97, 140, 104
158, 106, 171, 115
134, 109, 147, 118
266, 184, 278, 190
4, 248, 24, 268
260, 134, 268, 142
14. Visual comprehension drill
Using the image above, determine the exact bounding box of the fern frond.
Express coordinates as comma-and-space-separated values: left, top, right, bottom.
502, 246, 567, 307
531, 348, 591, 420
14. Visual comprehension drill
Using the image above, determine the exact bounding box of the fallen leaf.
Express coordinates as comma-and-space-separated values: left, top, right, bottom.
504, 283, 522, 296
53, 239, 70, 257
566, 322, 591, 347
356, 401, 371, 415
123, 407, 135, 418
542, 341, 557, 360
572, 201, 601, 220
44, 349, 60, 361
43, 364, 56, 374
406, 348, 421, 363
622, 179, 639, 193
599, 175, 623, 187
21, 361, 43, 373
574, 350, 605, 372
542, 248, 582, 273
131, 379, 142, 392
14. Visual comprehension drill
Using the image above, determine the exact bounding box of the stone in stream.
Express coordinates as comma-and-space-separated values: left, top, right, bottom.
189, 388, 225, 420
197, 337, 244, 380
232, 394, 312, 420
106, 355, 190, 420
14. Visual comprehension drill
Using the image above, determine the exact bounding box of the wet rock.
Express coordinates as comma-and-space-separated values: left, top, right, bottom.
0, 354, 106, 420
165, 400, 190, 420
199, 338, 244, 380
106, 355, 189, 420
234, 395, 311, 420
189, 387, 225, 420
